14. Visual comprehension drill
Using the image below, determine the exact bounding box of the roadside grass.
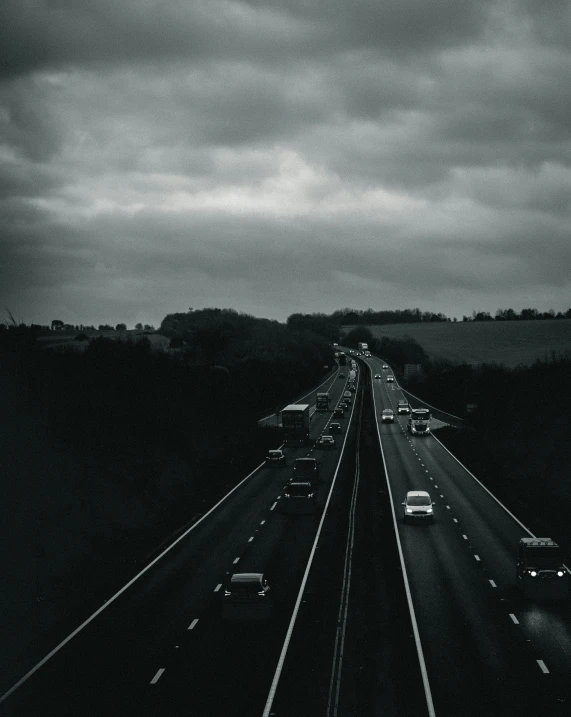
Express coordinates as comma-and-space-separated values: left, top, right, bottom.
343, 319, 571, 366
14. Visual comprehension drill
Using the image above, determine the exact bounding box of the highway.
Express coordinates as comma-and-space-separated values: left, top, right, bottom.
2, 351, 571, 716
364, 352, 571, 716
1, 367, 368, 716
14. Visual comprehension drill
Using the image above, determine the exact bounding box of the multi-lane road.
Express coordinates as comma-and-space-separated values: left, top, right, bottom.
2, 352, 570, 716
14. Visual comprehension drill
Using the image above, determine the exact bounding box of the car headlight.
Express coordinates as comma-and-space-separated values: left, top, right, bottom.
406, 508, 413, 513
426, 507, 433, 513
557, 570, 565, 577
529, 570, 537, 577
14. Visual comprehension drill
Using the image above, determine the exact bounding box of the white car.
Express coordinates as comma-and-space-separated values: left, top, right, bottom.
381, 409, 395, 423
402, 491, 434, 523
317, 435, 336, 449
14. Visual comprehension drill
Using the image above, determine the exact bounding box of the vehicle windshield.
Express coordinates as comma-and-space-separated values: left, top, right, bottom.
524, 547, 563, 566
407, 495, 431, 506
383, 410, 393, 414
412, 410, 431, 420
288, 484, 312, 497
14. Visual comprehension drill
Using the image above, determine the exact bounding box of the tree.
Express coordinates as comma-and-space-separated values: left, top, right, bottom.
116, 323, 127, 331
135, 323, 143, 330
51, 319, 64, 330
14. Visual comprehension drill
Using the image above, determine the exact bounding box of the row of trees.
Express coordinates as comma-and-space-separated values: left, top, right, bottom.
465, 308, 571, 322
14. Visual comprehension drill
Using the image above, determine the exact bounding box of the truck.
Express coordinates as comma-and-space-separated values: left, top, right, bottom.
348, 369, 357, 383
281, 404, 311, 446
516, 538, 569, 600
316, 392, 330, 411
338, 352, 347, 366
358, 342, 368, 352
407, 408, 431, 435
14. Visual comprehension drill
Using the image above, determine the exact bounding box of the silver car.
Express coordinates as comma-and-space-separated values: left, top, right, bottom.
402, 491, 434, 523
381, 409, 395, 423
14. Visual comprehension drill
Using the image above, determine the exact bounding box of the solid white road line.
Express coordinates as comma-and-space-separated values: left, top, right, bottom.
150, 668, 165, 684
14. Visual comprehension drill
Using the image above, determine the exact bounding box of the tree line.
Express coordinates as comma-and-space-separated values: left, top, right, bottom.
0, 308, 335, 624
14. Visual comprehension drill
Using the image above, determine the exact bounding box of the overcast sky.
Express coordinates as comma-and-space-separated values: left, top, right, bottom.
2, 0, 571, 327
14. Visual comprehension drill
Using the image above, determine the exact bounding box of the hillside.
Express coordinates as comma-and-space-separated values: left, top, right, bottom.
344, 319, 571, 367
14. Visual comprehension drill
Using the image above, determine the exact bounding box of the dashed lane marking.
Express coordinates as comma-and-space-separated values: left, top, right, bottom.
462, 535, 468, 540
270, 502, 277, 511
248, 536, 254, 542
509, 614, 519, 624
489, 580, 497, 588
537, 660, 549, 674
214, 584, 222, 592
474, 555, 481, 561
233, 557, 240, 564
188, 618, 199, 630
150, 668, 165, 684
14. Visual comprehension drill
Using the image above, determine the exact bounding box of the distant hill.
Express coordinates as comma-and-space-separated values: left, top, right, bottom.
343, 319, 571, 367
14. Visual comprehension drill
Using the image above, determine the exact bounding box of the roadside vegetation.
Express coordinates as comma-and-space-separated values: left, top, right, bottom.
0, 309, 334, 652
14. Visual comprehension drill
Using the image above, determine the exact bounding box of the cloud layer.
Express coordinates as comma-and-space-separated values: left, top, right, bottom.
1, 0, 571, 326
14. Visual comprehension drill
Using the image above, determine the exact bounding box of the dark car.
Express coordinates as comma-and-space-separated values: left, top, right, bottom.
329, 422, 342, 433
222, 573, 272, 619
265, 449, 286, 466
282, 481, 316, 514
333, 408, 345, 418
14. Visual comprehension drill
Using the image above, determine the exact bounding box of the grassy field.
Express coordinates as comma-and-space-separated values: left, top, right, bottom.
344, 319, 571, 367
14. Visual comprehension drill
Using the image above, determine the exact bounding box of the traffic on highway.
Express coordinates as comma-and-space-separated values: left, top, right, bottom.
1, 348, 570, 717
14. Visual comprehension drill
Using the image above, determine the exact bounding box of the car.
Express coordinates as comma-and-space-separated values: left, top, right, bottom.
386, 375, 394, 383
402, 491, 434, 523
381, 409, 395, 423
397, 401, 410, 415
292, 457, 320, 483
339, 373, 346, 378
349, 385, 356, 393
316, 435, 336, 449
382, 365, 388, 370
265, 449, 286, 466
222, 573, 272, 619
374, 374, 382, 379
282, 481, 316, 514
343, 390, 352, 398
329, 421, 342, 433
333, 407, 345, 418
339, 401, 348, 410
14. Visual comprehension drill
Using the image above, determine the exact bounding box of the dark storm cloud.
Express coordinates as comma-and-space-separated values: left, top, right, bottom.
2, 0, 571, 325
